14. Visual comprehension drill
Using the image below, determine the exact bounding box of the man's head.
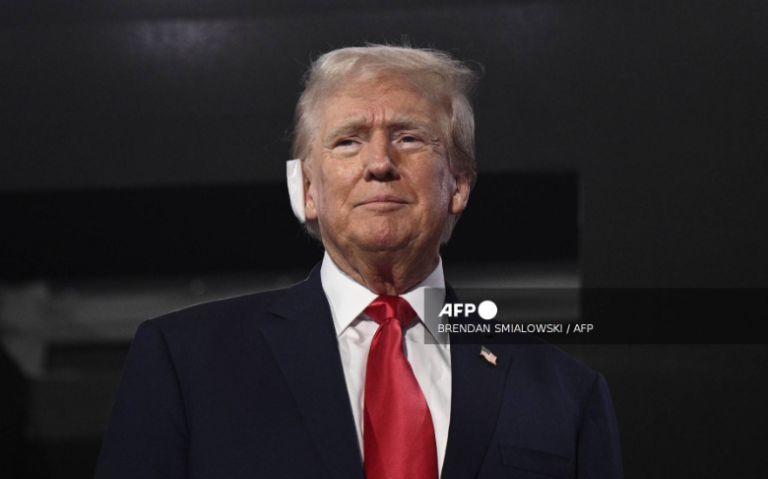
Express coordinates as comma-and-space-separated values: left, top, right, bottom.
292, 44, 478, 265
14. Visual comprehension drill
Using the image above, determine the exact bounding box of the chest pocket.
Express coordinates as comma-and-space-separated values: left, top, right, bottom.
500, 444, 573, 479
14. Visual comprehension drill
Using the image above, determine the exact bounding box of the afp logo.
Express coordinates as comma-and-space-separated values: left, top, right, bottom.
438, 301, 498, 320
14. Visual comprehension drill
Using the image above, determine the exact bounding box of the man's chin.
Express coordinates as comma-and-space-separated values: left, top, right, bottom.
351, 232, 412, 254
355, 240, 409, 254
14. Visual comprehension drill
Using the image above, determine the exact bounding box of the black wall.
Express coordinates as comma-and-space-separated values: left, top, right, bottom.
2, 0, 766, 287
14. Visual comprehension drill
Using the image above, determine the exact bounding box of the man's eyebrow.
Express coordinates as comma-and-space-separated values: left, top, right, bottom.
322, 115, 440, 145
323, 118, 370, 145
387, 117, 439, 139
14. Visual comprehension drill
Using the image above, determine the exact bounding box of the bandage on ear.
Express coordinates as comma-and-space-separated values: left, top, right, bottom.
286, 159, 305, 223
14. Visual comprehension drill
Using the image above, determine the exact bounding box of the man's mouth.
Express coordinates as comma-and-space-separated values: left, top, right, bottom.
356, 195, 409, 206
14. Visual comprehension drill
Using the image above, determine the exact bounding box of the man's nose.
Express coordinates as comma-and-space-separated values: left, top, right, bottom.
363, 132, 399, 181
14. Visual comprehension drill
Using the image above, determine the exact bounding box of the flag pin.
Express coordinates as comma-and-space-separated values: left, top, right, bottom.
480, 346, 497, 366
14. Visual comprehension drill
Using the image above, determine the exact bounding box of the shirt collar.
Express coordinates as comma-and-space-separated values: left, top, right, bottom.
320, 251, 446, 342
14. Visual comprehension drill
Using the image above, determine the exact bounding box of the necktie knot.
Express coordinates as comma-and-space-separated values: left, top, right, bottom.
364, 296, 417, 327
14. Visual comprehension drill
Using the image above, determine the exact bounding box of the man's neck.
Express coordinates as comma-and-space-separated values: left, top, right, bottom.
324, 246, 440, 296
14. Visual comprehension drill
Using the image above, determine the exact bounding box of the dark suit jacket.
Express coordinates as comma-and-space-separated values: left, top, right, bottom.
95, 264, 622, 479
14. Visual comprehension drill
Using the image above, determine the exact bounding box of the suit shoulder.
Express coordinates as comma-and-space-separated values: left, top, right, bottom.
140, 287, 289, 341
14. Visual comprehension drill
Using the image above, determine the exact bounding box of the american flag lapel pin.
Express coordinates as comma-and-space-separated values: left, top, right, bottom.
480, 346, 497, 366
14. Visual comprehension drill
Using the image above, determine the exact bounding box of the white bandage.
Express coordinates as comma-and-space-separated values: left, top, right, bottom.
286, 159, 305, 223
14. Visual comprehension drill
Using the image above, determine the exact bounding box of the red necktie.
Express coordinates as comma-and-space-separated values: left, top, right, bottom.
363, 296, 439, 479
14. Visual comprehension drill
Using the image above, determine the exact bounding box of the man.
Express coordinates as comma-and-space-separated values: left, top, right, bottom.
95, 44, 622, 479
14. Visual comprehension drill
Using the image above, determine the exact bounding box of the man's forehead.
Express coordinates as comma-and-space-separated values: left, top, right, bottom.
321, 91, 436, 130
324, 111, 432, 130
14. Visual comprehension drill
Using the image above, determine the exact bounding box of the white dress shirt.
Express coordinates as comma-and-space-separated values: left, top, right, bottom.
320, 252, 452, 476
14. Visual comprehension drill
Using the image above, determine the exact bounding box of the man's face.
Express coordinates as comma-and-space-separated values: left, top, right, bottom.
304, 76, 469, 257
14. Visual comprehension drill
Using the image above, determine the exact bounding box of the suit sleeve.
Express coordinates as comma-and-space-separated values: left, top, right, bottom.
94, 321, 189, 479
575, 373, 623, 479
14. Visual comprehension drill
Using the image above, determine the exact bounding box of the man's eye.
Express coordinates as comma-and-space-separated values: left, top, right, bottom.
400, 135, 423, 144
336, 139, 356, 147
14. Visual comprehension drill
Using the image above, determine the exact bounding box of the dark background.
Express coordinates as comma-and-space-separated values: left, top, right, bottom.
1, 0, 767, 477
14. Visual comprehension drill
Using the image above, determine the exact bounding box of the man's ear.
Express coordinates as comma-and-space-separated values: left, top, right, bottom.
303, 161, 318, 221
449, 174, 470, 215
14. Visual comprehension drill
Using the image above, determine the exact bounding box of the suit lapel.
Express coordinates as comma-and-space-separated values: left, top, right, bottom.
261, 264, 365, 479
441, 286, 512, 479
